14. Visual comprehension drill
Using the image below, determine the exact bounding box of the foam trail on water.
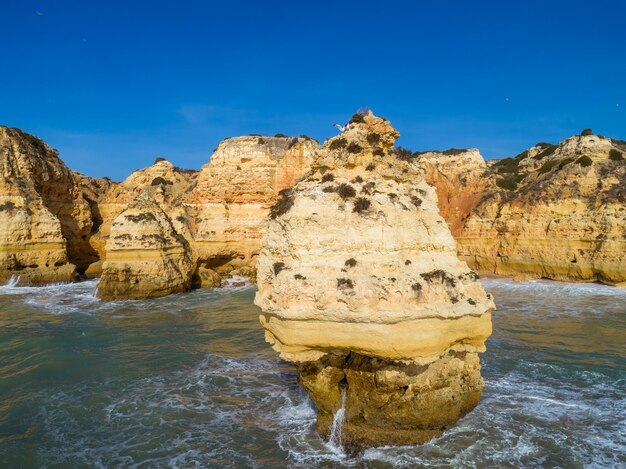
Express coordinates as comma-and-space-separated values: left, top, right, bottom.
5, 274, 20, 288
326, 385, 347, 456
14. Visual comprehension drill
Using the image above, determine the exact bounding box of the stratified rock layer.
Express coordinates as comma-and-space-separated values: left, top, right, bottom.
97, 193, 193, 300
186, 136, 317, 281
455, 135, 626, 285
255, 112, 494, 452
0, 126, 101, 284
415, 149, 489, 237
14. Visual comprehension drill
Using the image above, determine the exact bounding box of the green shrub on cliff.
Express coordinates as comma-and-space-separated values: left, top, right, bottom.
269, 189, 294, 219
329, 138, 347, 150
352, 197, 370, 213
576, 155, 593, 167
538, 160, 559, 174
496, 173, 524, 190
609, 149, 624, 161
337, 183, 356, 199
532, 144, 558, 160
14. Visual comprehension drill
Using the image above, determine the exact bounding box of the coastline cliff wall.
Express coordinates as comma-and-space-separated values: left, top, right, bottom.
420, 135, 626, 286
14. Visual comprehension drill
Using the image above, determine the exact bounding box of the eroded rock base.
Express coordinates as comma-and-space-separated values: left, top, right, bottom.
297, 351, 484, 454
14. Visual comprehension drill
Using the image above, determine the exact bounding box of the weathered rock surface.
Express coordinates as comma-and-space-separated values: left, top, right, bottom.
415, 149, 489, 237
0, 126, 102, 284
255, 112, 494, 452
97, 192, 193, 300
449, 135, 626, 285
185, 136, 317, 282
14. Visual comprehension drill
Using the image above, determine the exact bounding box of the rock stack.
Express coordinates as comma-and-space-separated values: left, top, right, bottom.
97, 192, 193, 300
255, 111, 495, 452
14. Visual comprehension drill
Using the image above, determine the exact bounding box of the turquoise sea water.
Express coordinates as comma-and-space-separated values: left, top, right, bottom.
0, 277, 624, 468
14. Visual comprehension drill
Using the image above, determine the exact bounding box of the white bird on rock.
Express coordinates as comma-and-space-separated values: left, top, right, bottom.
333, 123, 346, 132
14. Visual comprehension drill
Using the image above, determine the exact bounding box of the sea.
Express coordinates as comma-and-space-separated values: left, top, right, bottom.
0, 277, 624, 468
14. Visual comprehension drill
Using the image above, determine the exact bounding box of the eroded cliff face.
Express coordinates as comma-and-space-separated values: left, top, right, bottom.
0, 126, 103, 284
185, 136, 317, 283
97, 192, 193, 300
94, 137, 316, 298
254, 112, 494, 452
89, 159, 197, 271
456, 135, 626, 285
415, 149, 489, 237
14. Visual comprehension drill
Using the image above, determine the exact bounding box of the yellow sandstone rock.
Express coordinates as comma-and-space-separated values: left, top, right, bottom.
255, 111, 495, 452
449, 134, 626, 286
97, 192, 193, 300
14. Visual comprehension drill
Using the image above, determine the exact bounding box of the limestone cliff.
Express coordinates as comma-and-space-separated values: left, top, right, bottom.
456, 134, 626, 285
0, 126, 101, 284
415, 149, 489, 237
186, 136, 317, 283
97, 192, 193, 300
255, 112, 495, 452
90, 158, 197, 264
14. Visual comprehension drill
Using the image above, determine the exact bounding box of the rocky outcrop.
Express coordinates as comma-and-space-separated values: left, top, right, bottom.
415, 149, 489, 237
93, 136, 316, 299
185, 136, 317, 283
255, 112, 494, 452
90, 158, 197, 261
97, 192, 193, 300
453, 134, 626, 285
0, 126, 103, 284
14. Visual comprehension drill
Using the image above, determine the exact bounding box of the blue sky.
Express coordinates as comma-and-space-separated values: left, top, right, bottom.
1, 1, 624, 180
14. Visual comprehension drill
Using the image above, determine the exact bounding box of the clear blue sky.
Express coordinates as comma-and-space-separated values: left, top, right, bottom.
1, 1, 624, 180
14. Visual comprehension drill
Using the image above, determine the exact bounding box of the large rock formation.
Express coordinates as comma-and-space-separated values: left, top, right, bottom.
97, 192, 193, 300
449, 134, 626, 285
94, 136, 316, 298
88, 158, 196, 277
0, 126, 102, 284
415, 149, 490, 237
255, 112, 494, 452
185, 136, 317, 283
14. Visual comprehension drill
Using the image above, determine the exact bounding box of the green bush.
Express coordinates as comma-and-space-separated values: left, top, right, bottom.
337, 278, 354, 289
274, 133, 288, 138
337, 183, 356, 199
372, 148, 384, 157
329, 138, 347, 150
609, 149, 624, 161
288, 138, 299, 149
580, 128, 593, 136
269, 189, 294, 219
154, 157, 167, 164
442, 148, 468, 155
495, 173, 524, 190
576, 155, 593, 167
353, 197, 370, 213
345, 258, 357, 267
394, 146, 413, 161
538, 160, 559, 174
532, 144, 558, 160
0, 201, 16, 212
492, 157, 521, 174
273, 262, 285, 276
321, 173, 334, 182
347, 142, 362, 153
350, 113, 365, 124
367, 133, 380, 144
351, 175, 363, 183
